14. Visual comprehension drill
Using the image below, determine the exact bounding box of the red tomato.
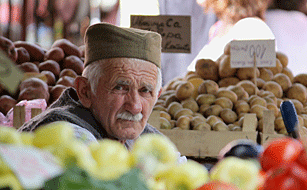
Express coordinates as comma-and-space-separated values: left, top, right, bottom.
196, 181, 240, 190
262, 162, 307, 190
260, 137, 304, 172
296, 149, 307, 170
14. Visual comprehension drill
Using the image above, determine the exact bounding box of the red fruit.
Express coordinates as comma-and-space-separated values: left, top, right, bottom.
196, 181, 240, 190
260, 137, 304, 172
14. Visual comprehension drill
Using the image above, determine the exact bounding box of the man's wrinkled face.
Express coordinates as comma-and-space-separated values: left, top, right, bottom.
90, 58, 159, 141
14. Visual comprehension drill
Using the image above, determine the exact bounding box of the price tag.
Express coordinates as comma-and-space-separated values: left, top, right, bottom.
230, 39, 276, 68
0, 144, 63, 189
130, 15, 191, 53
0, 49, 23, 94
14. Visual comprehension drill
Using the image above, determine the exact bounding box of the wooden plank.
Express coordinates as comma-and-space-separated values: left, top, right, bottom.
260, 133, 285, 147
13, 105, 25, 129
160, 129, 257, 158
31, 108, 42, 119
242, 113, 257, 132
148, 110, 160, 129
262, 110, 275, 134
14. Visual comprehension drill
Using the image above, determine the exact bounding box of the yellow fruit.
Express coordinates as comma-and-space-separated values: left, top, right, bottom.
20, 132, 35, 146
90, 139, 131, 180
0, 173, 22, 190
33, 121, 75, 148
0, 127, 22, 145
0, 157, 12, 175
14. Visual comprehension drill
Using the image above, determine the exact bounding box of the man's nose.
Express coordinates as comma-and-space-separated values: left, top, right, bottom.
124, 90, 142, 115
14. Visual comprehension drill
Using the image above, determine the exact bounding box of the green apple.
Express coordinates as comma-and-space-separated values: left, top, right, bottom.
210, 157, 260, 190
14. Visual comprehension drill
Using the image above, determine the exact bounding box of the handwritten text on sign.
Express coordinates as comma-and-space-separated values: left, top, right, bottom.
130, 15, 191, 53
230, 39, 276, 68
0, 145, 63, 189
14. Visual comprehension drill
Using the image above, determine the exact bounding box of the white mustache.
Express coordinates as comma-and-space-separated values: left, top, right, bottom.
116, 111, 143, 122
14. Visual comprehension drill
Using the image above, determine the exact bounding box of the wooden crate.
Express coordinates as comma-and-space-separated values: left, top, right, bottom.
148, 110, 258, 158
12, 105, 42, 129
260, 110, 307, 146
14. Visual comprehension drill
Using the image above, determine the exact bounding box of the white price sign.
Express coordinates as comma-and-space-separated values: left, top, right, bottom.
0, 144, 63, 189
230, 39, 276, 68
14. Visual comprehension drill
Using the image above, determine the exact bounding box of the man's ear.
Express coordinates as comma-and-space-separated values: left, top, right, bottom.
157, 88, 162, 98
74, 76, 92, 108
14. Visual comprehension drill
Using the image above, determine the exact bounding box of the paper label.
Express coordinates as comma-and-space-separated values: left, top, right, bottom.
0, 144, 63, 189
230, 39, 276, 68
130, 15, 191, 53
0, 49, 23, 94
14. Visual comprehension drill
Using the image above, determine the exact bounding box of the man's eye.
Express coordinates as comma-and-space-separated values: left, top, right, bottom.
140, 87, 151, 94
114, 85, 124, 90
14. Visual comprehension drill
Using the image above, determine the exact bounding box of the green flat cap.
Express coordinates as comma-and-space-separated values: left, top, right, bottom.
84, 22, 162, 68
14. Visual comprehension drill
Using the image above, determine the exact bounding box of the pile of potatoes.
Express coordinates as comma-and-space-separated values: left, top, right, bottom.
155, 42, 307, 135
0, 36, 85, 115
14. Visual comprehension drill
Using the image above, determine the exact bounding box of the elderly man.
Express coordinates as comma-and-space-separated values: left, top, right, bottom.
18, 23, 166, 150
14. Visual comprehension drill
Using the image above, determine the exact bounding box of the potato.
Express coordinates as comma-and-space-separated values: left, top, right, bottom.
204, 104, 223, 117
220, 108, 238, 124
198, 80, 219, 95
196, 94, 216, 106
191, 116, 207, 129
256, 78, 265, 89
167, 101, 182, 118
188, 77, 205, 99
206, 115, 222, 127
38, 60, 61, 77
300, 114, 307, 128
14, 41, 45, 62
165, 93, 179, 108
265, 58, 283, 75
18, 78, 50, 103
181, 98, 199, 112
59, 68, 78, 78
262, 81, 283, 99
41, 70, 56, 86
272, 73, 292, 92
216, 88, 238, 104
50, 84, 67, 103
175, 81, 194, 101
16, 47, 30, 64
195, 58, 219, 81
174, 108, 193, 120
51, 38, 82, 57
278, 128, 288, 135
164, 77, 184, 91
235, 101, 250, 115
0, 95, 17, 115
218, 77, 240, 88
249, 96, 267, 108
56, 76, 75, 87
291, 99, 304, 115
281, 67, 294, 82
218, 55, 237, 78
193, 122, 211, 131
276, 51, 288, 68
223, 41, 231, 55
250, 104, 268, 119
214, 97, 233, 109
237, 80, 258, 96
184, 71, 200, 80
170, 120, 176, 128
18, 62, 39, 73
257, 118, 264, 132
0, 36, 17, 62
176, 115, 191, 130
275, 116, 286, 131
63, 55, 84, 75
286, 83, 307, 104
153, 105, 167, 112
298, 115, 304, 127
199, 104, 210, 115
259, 68, 274, 81
227, 85, 249, 100
267, 103, 279, 118
45, 47, 65, 63
236, 67, 260, 80
21, 72, 48, 83
263, 96, 276, 105
160, 117, 172, 129
212, 121, 229, 131
293, 73, 307, 87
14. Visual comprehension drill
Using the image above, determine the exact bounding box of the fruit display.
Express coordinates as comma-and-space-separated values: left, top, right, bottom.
155, 42, 307, 136
0, 36, 85, 115
0, 122, 210, 190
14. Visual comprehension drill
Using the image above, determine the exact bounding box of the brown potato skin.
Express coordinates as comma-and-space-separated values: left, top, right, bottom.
0, 36, 17, 62
14, 41, 45, 62
45, 47, 65, 63
18, 62, 40, 73
195, 59, 219, 81
51, 39, 82, 57
16, 47, 30, 64
0, 95, 17, 115
63, 55, 84, 75
38, 60, 61, 77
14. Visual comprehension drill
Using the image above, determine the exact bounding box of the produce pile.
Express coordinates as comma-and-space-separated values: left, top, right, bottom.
0, 36, 85, 116
0, 122, 306, 190
155, 42, 307, 135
